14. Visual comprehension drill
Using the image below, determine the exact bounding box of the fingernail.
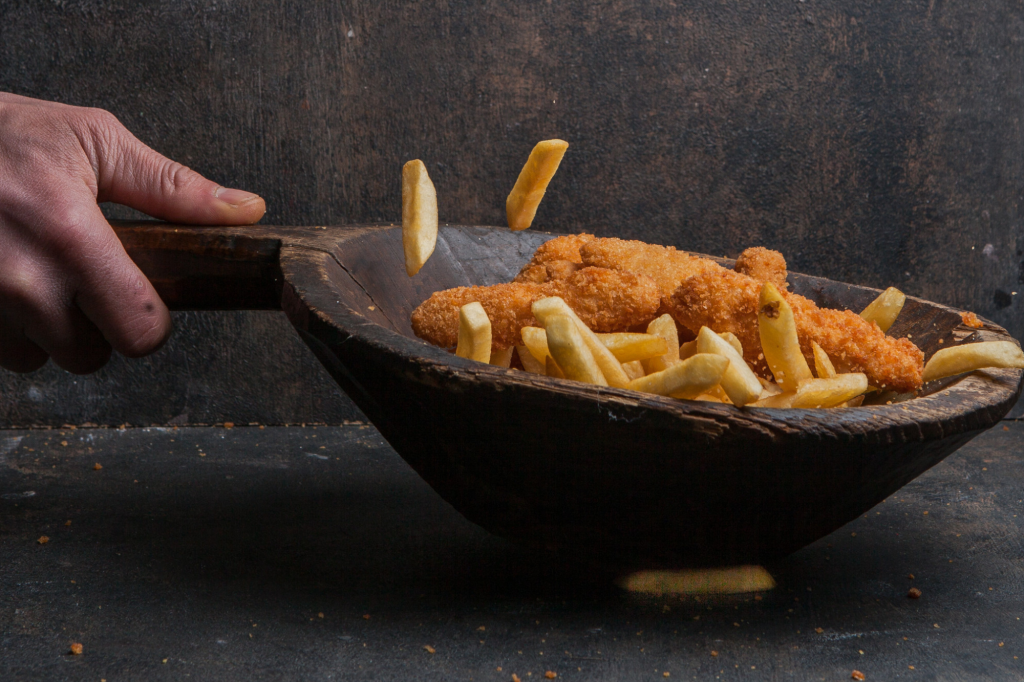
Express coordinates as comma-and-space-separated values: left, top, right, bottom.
216, 187, 260, 206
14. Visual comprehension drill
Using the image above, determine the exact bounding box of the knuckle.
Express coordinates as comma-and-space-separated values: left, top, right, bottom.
159, 159, 202, 195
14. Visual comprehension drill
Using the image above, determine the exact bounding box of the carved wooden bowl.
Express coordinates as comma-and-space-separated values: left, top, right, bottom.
115, 222, 1023, 567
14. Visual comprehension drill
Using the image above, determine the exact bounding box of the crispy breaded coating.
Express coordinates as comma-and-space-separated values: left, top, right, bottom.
412, 267, 660, 351
579, 238, 718, 299
734, 247, 788, 290
514, 233, 596, 283
668, 267, 924, 392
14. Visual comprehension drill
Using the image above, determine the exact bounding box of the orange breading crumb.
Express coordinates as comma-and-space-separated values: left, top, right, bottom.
69, 642, 83, 655
412, 267, 660, 350
93, 463, 102, 471
908, 587, 922, 599
961, 311, 984, 329
37, 536, 49, 545
734, 246, 789, 290
545, 672, 557, 679
851, 671, 865, 681
668, 266, 924, 392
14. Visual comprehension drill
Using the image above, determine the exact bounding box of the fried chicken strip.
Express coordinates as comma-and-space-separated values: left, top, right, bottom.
412, 266, 660, 351
734, 246, 788, 290
514, 233, 595, 283
668, 267, 924, 392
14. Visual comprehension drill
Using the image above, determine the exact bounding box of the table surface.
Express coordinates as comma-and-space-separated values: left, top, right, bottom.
2, 420, 1023, 681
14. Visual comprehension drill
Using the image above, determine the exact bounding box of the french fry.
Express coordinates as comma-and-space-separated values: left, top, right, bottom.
622, 360, 646, 381
757, 380, 785, 400
751, 373, 868, 408
695, 327, 762, 407
922, 341, 1024, 382
545, 355, 566, 379
811, 341, 837, 379
642, 314, 681, 374
719, 331, 743, 357
401, 159, 438, 276
516, 346, 545, 374
758, 282, 813, 392
627, 353, 729, 400
790, 373, 868, 409
596, 333, 669, 363
679, 339, 698, 362
532, 297, 631, 388
455, 302, 491, 363
750, 392, 796, 408
490, 347, 514, 367
860, 287, 906, 332
506, 139, 569, 231
544, 314, 607, 386
520, 326, 551, 364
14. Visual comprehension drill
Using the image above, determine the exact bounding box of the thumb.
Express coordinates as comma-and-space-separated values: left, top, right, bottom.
93, 119, 266, 225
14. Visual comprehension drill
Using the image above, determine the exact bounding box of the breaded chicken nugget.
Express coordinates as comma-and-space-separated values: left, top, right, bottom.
734, 247, 788, 290
668, 267, 924, 392
412, 267, 660, 351
514, 233, 596, 283
579, 238, 719, 299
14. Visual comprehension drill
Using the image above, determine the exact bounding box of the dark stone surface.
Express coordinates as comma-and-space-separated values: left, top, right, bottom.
2, 421, 1024, 680
0, 0, 1022, 426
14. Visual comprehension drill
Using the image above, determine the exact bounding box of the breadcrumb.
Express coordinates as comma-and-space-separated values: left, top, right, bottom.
69, 643, 83, 655
961, 311, 984, 328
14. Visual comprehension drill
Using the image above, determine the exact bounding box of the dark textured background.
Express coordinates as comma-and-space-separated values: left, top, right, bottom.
1, 0, 1021, 426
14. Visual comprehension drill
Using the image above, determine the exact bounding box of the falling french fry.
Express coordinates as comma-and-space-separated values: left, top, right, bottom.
401, 159, 438, 276
506, 140, 569, 231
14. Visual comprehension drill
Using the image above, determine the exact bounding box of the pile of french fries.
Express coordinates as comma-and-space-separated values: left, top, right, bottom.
403, 140, 1024, 408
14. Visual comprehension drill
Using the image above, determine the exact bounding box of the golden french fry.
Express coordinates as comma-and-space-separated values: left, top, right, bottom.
811, 340, 837, 379
455, 302, 491, 363
706, 385, 733, 404
545, 355, 566, 379
860, 287, 906, 332
695, 392, 727, 403
596, 333, 669, 363
750, 392, 797, 408
622, 360, 646, 381
532, 297, 630, 388
922, 341, 1024, 382
695, 327, 762, 407
678, 339, 698, 362
758, 282, 813, 392
401, 159, 438, 276
516, 346, 545, 374
627, 353, 729, 400
719, 331, 743, 357
790, 373, 868, 408
489, 347, 514, 367
641, 314, 680, 374
751, 373, 868, 409
506, 140, 569, 231
520, 326, 550, 364
544, 314, 607, 386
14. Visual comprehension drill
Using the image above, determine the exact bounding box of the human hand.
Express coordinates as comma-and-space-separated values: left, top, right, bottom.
0, 93, 265, 373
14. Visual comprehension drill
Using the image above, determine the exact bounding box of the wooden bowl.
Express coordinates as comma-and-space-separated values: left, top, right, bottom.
116, 222, 1024, 567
